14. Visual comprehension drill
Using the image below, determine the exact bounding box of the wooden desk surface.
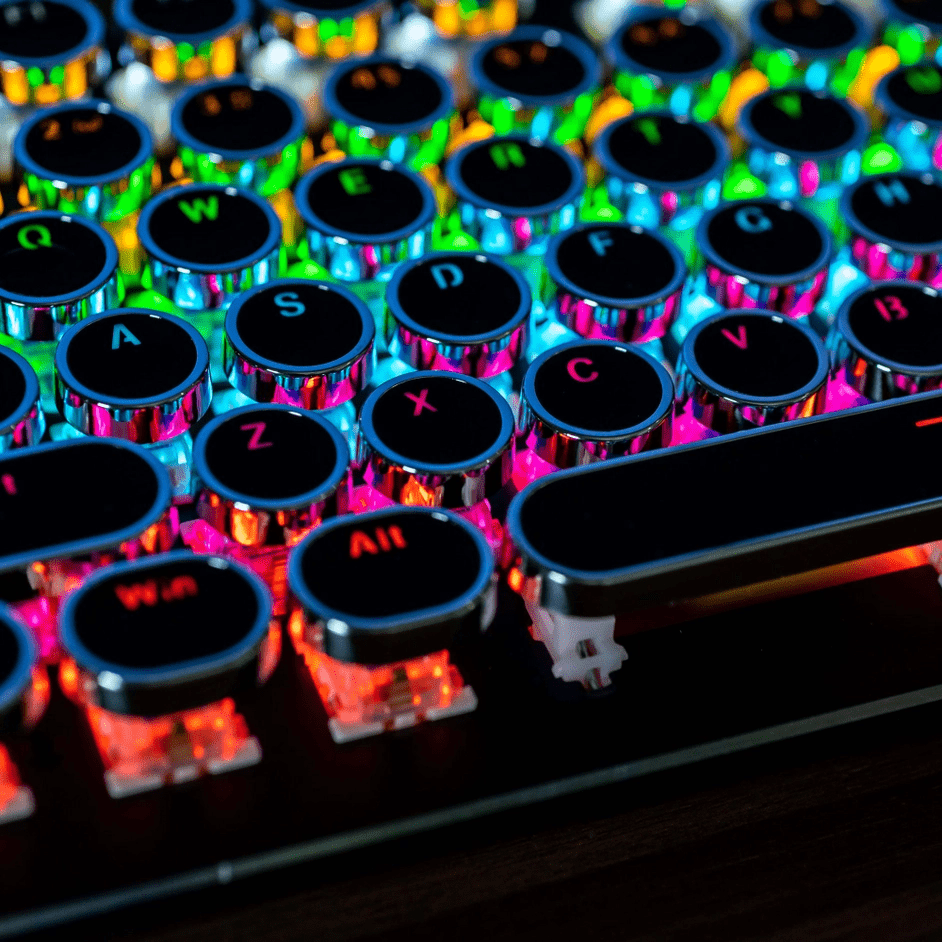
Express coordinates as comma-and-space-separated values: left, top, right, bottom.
54, 704, 942, 942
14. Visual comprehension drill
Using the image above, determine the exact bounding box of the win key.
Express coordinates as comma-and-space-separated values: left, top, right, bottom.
508, 392, 942, 617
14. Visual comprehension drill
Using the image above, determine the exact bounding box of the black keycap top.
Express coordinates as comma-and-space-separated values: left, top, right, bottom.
359, 372, 515, 508
194, 404, 350, 537
59, 552, 272, 716
0, 439, 170, 572
695, 198, 832, 315
0, 604, 37, 732
289, 507, 494, 664
544, 223, 686, 342
508, 391, 942, 615
841, 173, 942, 282
749, 0, 870, 58
385, 252, 530, 377
679, 310, 829, 432
224, 279, 373, 409
0, 346, 42, 450
55, 309, 211, 442
521, 340, 674, 466
739, 89, 869, 161
835, 282, 942, 398
0, 211, 120, 341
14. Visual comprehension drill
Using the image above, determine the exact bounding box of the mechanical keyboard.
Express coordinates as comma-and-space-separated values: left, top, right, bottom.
3, 0, 942, 933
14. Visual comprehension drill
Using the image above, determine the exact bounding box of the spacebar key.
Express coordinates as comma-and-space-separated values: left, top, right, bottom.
508, 391, 942, 617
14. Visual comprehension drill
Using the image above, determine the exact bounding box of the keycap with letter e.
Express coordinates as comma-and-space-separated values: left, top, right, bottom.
358, 371, 515, 509
678, 309, 829, 433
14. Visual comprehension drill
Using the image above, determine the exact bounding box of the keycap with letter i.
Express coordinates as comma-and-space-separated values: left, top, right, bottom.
288, 506, 495, 741
591, 112, 728, 240
14, 101, 154, 223
58, 551, 277, 796
675, 309, 829, 439
517, 339, 674, 481
469, 26, 601, 144
606, 7, 736, 120
830, 282, 942, 402
737, 88, 869, 202
323, 55, 454, 169
443, 135, 584, 258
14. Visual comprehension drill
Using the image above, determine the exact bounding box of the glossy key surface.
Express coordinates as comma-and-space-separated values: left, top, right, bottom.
0, 439, 170, 572
510, 391, 942, 615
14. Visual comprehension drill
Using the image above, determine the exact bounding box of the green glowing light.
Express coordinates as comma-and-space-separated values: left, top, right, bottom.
723, 165, 767, 200
862, 142, 903, 175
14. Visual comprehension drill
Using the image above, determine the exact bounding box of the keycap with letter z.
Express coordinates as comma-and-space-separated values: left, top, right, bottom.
508, 392, 942, 616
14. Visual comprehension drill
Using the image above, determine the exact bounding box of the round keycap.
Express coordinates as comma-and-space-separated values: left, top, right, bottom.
60, 552, 272, 717
224, 279, 374, 409
324, 55, 453, 137
883, 0, 942, 28
876, 63, 942, 127
260, 0, 388, 58
680, 309, 828, 433
740, 88, 868, 161
749, 0, 870, 59
172, 79, 304, 195
138, 183, 282, 311
0, 0, 104, 105
0, 211, 120, 341
612, 11, 738, 125
295, 159, 436, 280
544, 223, 686, 343
836, 282, 942, 398
841, 173, 942, 281
447, 135, 583, 218
385, 252, 530, 377
597, 113, 728, 194
471, 27, 600, 142
116, 0, 249, 37
55, 309, 211, 442
359, 371, 514, 508
0, 438, 172, 572
0, 347, 42, 450
0, 605, 38, 732
696, 199, 832, 315
609, 9, 735, 86
139, 183, 281, 275
594, 113, 728, 225
289, 506, 494, 664
522, 340, 673, 467
15, 102, 153, 216
195, 404, 350, 542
